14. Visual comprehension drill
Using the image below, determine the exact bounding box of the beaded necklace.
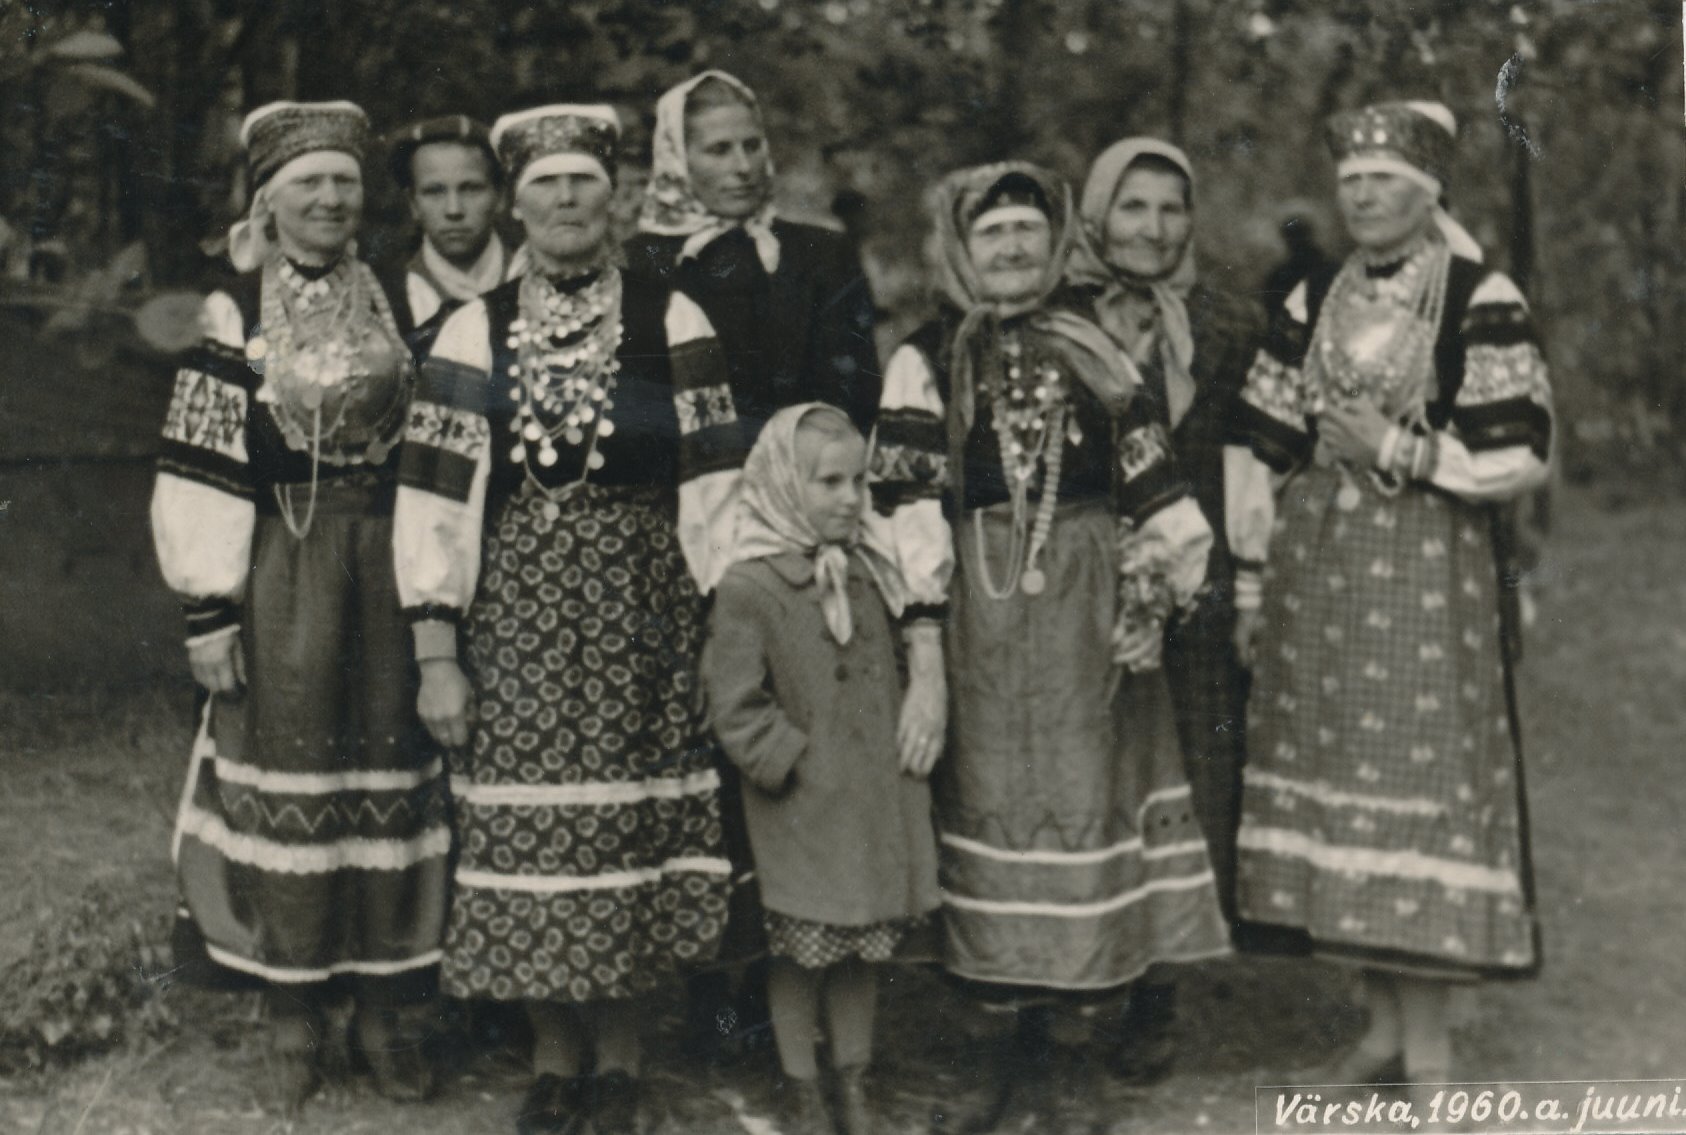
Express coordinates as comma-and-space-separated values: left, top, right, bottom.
1308, 233, 1451, 506
972, 333, 1084, 600
504, 268, 624, 521
255, 257, 412, 538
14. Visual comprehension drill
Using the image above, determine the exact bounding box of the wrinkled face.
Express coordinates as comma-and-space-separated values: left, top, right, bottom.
1103, 166, 1192, 280
407, 142, 498, 265
269, 157, 363, 262
1337, 169, 1435, 256
796, 429, 867, 545
966, 211, 1053, 303
513, 170, 613, 271
684, 104, 771, 220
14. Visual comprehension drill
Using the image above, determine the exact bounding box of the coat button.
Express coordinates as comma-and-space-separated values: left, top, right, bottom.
835, 663, 849, 680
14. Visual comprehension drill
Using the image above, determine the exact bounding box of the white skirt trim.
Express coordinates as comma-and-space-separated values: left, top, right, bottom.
1238, 824, 1523, 894
455, 856, 733, 895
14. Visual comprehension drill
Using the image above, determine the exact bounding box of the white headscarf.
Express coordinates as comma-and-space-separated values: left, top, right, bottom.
728, 403, 905, 643
636, 70, 780, 273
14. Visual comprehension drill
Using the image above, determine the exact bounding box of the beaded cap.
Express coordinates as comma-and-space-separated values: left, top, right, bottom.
242, 101, 370, 189
491, 106, 620, 188
1326, 101, 1456, 188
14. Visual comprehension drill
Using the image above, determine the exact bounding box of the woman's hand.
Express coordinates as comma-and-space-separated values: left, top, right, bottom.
418, 658, 473, 749
898, 626, 947, 778
1112, 615, 1163, 672
188, 633, 245, 696
1233, 608, 1264, 669
1320, 398, 1391, 467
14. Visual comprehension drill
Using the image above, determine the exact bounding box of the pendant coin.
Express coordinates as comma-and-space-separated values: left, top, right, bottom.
1020, 568, 1047, 596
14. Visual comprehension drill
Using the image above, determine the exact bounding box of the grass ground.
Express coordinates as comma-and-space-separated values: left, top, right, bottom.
1, 479, 1683, 1134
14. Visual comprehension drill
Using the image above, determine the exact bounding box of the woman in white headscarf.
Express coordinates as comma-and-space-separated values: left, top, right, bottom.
625, 69, 886, 1059
153, 100, 445, 1114
1226, 100, 1549, 1084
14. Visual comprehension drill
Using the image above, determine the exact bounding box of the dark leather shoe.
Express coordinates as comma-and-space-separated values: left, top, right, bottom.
775, 1075, 832, 1135
516, 1072, 589, 1135
592, 1069, 641, 1135
833, 1065, 874, 1135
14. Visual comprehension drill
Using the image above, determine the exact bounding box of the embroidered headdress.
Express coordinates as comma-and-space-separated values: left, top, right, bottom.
243, 101, 369, 189
490, 105, 621, 193
1325, 100, 1481, 261
636, 71, 781, 273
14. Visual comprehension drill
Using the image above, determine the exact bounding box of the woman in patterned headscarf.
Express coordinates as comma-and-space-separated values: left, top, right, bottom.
870, 162, 1230, 1127
153, 100, 445, 1114
1227, 100, 1549, 1084
394, 105, 732, 1135
625, 70, 885, 1058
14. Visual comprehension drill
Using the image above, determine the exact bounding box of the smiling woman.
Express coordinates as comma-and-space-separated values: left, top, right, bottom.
150, 99, 441, 1117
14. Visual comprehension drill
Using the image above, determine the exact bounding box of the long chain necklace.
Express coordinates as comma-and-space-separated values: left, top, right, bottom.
1311, 237, 1451, 508
260, 258, 410, 539
972, 334, 1080, 600
504, 269, 623, 521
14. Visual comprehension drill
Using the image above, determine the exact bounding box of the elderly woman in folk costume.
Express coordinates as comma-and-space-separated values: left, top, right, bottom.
1064, 137, 1267, 1082
624, 68, 882, 1056
393, 105, 733, 1135
869, 163, 1230, 1128
1226, 101, 1549, 1085
152, 101, 446, 1113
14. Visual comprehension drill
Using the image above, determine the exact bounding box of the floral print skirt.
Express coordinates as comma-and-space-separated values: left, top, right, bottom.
442, 483, 730, 1003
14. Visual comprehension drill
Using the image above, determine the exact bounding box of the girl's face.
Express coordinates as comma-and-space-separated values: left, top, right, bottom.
795, 428, 866, 545
684, 104, 771, 220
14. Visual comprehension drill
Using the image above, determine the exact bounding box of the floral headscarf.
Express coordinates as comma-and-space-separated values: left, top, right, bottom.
1066, 137, 1199, 425
926, 162, 1143, 437
729, 403, 905, 643
636, 70, 780, 273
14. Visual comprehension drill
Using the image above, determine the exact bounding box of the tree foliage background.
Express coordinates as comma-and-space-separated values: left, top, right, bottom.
2, 0, 1682, 475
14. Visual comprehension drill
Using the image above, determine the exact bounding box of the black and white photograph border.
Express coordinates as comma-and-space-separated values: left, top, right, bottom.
0, 1, 1682, 1132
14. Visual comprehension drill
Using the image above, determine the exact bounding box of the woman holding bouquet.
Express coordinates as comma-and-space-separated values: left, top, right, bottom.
868, 162, 1230, 1128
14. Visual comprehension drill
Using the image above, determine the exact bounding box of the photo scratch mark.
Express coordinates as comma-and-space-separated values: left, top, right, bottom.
1496, 52, 1541, 158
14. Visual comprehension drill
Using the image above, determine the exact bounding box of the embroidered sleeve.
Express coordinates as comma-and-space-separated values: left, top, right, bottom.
666, 290, 744, 594
150, 290, 255, 645
1229, 280, 1315, 473
702, 570, 808, 794
868, 343, 952, 620
1127, 495, 1212, 609
393, 300, 493, 658
1428, 273, 1552, 503
1113, 390, 1187, 525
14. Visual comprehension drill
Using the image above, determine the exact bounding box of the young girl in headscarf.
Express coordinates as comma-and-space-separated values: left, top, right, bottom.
702, 403, 939, 1135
